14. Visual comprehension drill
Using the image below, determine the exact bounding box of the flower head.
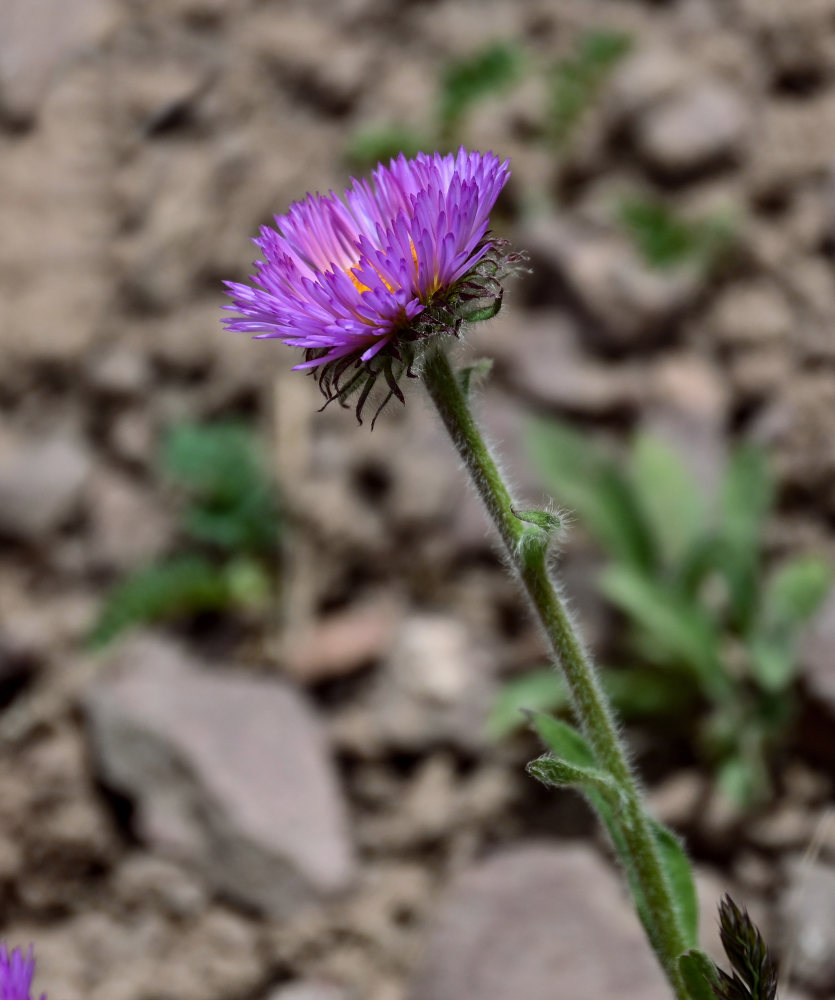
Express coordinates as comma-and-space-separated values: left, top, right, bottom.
224, 148, 519, 423
0, 944, 45, 1000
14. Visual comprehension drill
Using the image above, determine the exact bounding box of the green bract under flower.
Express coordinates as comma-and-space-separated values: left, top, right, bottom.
224, 148, 521, 423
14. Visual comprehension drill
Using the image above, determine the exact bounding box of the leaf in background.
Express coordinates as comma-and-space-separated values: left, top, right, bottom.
600, 563, 728, 700
488, 668, 568, 738
717, 444, 773, 629
651, 820, 699, 948
345, 125, 428, 170
549, 29, 632, 147
163, 421, 280, 554
629, 434, 706, 569
617, 195, 735, 272
88, 555, 230, 648
762, 556, 831, 626
715, 753, 768, 811
748, 557, 831, 692
527, 419, 655, 571
438, 41, 525, 139
602, 665, 698, 720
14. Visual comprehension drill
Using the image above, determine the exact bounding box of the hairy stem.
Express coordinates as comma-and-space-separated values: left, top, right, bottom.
422, 345, 689, 998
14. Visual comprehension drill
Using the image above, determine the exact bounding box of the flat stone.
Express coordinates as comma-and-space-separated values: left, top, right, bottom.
268, 984, 349, 1000
83, 634, 355, 917
521, 216, 703, 348
0, 0, 112, 124
802, 586, 835, 714
407, 843, 670, 1000
637, 81, 749, 176
0, 432, 92, 542
780, 859, 835, 993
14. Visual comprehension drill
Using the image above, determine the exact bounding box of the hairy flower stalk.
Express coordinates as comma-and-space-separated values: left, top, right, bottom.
0, 944, 45, 1000
225, 148, 695, 998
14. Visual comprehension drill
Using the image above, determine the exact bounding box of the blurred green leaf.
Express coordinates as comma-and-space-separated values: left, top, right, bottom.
715, 753, 767, 810
618, 196, 736, 272
439, 41, 525, 138
549, 29, 632, 147
527, 419, 654, 571
629, 434, 706, 568
345, 125, 428, 171
748, 557, 831, 692
489, 668, 568, 738
601, 564, 727, 700
163, 421, 280, 554
88, 555, 230, 648
717, 445, 773, 629
762, 557, 831, 626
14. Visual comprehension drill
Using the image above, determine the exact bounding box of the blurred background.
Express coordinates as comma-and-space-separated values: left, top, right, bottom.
1, 0, 835, 998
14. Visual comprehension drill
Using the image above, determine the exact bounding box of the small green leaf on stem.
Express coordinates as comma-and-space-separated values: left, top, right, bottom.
457, 357, 494, 398
678, 950, 721, 1000
527, 753, 623, 811
651, 821, 699, 949
513, 507, 563, 535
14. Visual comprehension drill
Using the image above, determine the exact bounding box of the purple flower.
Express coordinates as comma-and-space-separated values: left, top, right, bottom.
224, 148, 516, 422
0, 944, 45, 1000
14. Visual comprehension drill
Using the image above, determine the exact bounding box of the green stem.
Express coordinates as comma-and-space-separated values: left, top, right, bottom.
422, 346, 689, 999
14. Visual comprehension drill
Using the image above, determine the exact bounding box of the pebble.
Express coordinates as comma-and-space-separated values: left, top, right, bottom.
636, 80, 750, 176
0, 432, 92, 542
83, 634, 356, 917
780, 858, 835, 993
407, 843, 671, 1000
801, 585, 835, 718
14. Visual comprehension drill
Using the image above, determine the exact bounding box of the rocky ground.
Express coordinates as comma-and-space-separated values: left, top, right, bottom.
1, 0, 835, 998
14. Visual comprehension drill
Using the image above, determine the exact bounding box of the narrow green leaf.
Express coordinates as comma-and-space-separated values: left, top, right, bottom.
651, 820, 699, 948
439, 41, 525, 136
679, 950, 721, 1000
526, 419, 655, 571
549, 29, 632, 148
529, 712, 597, 768
600, 564, 727, 700
513, 508, 563, 535
457, 357, 493, 398
762, 556, 831, 627
718, 445, 773, 628
629, 434, 706, 568
527, 753, 624, 811
488, 669, 568, 738
88, 555, 231, 648
345, 125, 428, 170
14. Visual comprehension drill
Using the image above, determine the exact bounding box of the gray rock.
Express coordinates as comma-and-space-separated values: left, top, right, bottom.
522, 216, 702, 347
609, 47, 693, 119
84, 635, 355, 917
0, 432, 91, 542
636, 81, 749, 176
268, 984, 349, 1000
407, 843, 670, 1000
802, 586, 835, 713
0, 0, 111, 123
780, 859, 835, 993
